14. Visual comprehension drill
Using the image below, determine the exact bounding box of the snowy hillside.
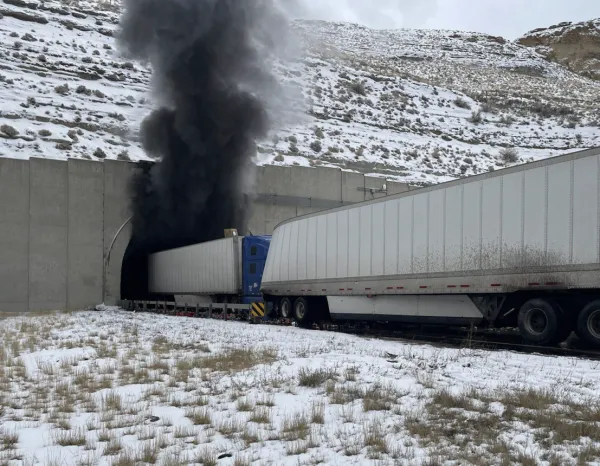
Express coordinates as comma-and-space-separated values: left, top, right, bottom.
0, 2, 599, 185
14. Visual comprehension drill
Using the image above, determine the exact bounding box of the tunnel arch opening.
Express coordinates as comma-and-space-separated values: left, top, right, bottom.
118, 160, 170, 302
120, 239, 171, 302
118, 150, 255, 302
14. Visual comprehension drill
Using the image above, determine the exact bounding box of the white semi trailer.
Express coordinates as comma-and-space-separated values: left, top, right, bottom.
260, 147, 600, 347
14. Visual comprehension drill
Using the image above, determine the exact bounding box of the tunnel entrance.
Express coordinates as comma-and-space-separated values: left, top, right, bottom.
120, 239, 173, 302
118, 157, 253, 302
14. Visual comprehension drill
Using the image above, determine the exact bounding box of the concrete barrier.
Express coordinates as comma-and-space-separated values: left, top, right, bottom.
0, 158, 29, 312
67, 160, 104, 310
0, 156, 412, 312
29, 158, 68, 312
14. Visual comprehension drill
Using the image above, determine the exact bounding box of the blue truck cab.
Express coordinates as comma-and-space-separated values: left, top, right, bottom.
241, 235, 271, 304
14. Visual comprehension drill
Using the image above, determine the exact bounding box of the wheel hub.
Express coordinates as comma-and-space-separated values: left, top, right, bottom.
587, 309, 600, 340
281, 300, 290, 318
525, 308, 548, 335
296, 302, 305, 320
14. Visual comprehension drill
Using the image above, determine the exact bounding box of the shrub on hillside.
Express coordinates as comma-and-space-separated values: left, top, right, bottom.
349, 81, 366, 96
469, 109, 483, 124
310, 140, 322, 153
0, 124, 18, 138
117, 150, 131, 161
454, 97, 471, 109
500, 147, 519, 163
76, 85, 92, 95
55, 84, 69, 95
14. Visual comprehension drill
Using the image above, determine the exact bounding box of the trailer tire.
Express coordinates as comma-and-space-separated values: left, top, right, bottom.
517, 298, 563, 345
279, 297, 292, 319
576, 300, 600, 347
293, 297, 311, 327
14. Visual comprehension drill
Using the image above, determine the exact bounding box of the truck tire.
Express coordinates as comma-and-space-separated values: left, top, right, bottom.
576, 300, 600, 347
517, 298, 563, 345
279, 297, 292, 319
293, 297, 311, 326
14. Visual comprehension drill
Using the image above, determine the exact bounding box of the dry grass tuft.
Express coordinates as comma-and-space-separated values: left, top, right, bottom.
136, 426, 156, 441
247, 402, 272, 423
53, 428, 86, 447
256, 394, 275, 407
137, 440, 160, 463
186, 407, 211, 425
173, 426, 196, 438
311, 402, 325, 424
328, 383, 363, 405
363, 384, 398, 412
195, 448, 217, 466
236, 397, 255, 412
363, 419, 389, 458
110, 448, 136, 466
500, 387, 559, 410
104, 438, 123, 456
0, 429, 18, 450
404, 384, 600, 464
233, 455, 251, 466
102, 391, 123, 411
298, 367, 337, 387
286, 440, 309, 456
432, 388, 478, 411
241, 426, 260, 446
282, 412, 310, 441
215, 417, 245, 437
201, 347, 278, 373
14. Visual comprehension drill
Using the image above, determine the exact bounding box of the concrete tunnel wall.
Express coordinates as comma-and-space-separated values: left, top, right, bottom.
0, 156, 412, 313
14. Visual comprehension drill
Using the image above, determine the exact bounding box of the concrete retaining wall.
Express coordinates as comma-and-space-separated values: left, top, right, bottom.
0, 157, 412, 312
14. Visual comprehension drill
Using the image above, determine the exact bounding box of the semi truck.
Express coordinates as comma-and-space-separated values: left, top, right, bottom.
148, 234, 271, 317
259, 147, 600, 347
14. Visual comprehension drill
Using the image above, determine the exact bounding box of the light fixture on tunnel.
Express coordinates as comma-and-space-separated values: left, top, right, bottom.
357, 183, 388, 196
224, 228, 238, 238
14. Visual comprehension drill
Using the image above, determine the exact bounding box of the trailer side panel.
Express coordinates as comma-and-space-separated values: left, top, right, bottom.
261, 148, 600, 296
149, 237, 241, 295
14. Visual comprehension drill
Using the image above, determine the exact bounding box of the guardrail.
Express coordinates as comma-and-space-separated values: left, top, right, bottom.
119, 299, 265, 321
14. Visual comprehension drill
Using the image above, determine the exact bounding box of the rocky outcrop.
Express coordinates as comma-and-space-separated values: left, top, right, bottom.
518, 19, 600, 80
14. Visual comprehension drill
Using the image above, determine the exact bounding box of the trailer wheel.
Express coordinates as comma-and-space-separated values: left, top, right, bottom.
517, 298, 563, 345
576, 300, 600, 347
293, 297, 310, 326
279, 297, 292, 319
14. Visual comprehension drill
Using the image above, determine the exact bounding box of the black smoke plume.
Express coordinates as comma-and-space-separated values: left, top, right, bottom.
116, 0, 290, 299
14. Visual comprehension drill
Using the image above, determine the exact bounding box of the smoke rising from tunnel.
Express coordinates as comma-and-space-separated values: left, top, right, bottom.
116, 0, 292, 266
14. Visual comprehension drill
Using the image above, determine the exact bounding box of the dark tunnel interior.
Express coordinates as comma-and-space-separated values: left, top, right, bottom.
120, 161, 175, 302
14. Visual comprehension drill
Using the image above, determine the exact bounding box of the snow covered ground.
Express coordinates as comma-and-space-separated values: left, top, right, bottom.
2, 309, 600, 465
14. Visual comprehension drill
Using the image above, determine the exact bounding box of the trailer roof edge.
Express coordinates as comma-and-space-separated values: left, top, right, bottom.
272, 146, 600, 231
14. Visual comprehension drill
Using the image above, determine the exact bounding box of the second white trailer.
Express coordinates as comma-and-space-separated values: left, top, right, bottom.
260, 147, 600, 347
149, 236, 242, 297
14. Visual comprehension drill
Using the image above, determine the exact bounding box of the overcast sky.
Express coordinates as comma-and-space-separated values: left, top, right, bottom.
288, 0, 599, 40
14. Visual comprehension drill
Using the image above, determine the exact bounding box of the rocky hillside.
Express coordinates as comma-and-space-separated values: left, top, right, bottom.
518, 18, 600, 81
0, 1, 598, 186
